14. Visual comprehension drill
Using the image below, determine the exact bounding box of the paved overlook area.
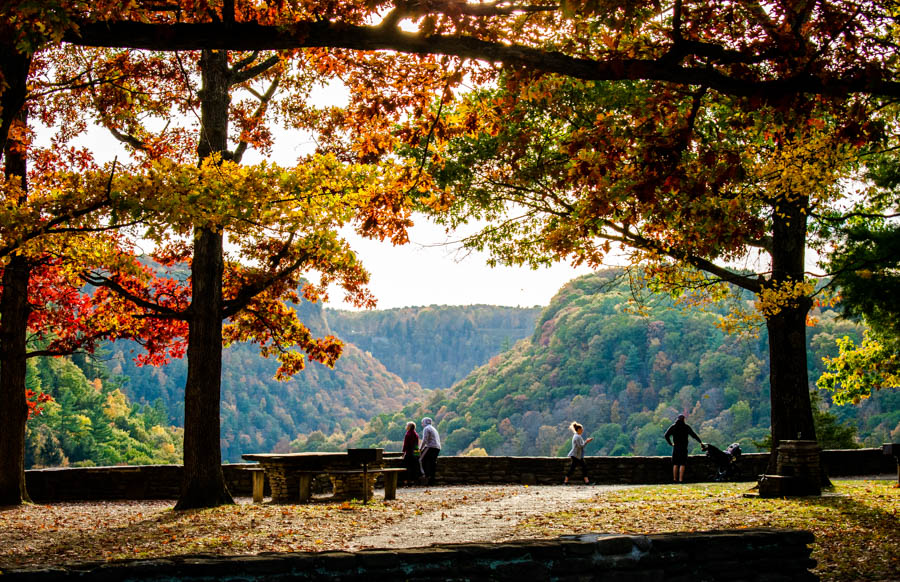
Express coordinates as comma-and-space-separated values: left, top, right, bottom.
1, 479, 897, 581
0, 484, 624, 567
347, 483, 625, 550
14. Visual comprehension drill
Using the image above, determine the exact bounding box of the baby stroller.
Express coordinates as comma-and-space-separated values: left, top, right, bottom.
701, 442, 742, 481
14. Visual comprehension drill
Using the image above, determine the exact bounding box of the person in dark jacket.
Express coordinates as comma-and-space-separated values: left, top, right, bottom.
664, 414, 703, 482
401, 421, 422, 486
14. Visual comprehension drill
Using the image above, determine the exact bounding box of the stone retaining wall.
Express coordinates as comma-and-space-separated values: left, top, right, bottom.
24, 465, 265, 502
23, 448, 892, 502
0, 529, 816, 581
428, 447, 892, 486
428, 453, 764, 485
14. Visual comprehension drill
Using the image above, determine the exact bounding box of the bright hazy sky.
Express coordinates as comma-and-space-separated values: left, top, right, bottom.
332, 222, 594, 310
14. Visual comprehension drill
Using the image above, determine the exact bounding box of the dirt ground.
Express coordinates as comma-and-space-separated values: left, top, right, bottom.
1, 478, 895, 581
0, 483, 627, 568
348, 483, 630, 550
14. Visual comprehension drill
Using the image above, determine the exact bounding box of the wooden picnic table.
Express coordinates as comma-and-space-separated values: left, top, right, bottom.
241, 451, 404, 504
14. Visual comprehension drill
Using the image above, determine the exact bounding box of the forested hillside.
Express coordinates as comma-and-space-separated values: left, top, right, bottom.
95, 298, 543, 462
27, 271, 896, 467
326, 305, 542, 388
103, 298, 429, 462
25, 354, 182, 468
312, 271, 899, 456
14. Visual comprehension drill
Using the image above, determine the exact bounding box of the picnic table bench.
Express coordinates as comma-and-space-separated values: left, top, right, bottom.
297, 467, 406, 503
241, 449, 405, 504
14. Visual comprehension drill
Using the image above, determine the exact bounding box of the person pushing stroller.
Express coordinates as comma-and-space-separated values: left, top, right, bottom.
663, 414, 704, 483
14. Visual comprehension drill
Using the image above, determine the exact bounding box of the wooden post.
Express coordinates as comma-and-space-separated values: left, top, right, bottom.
361, 463, 369, 504
251, 470, 264, 504
299, 474, 312, 503
384, 471, 399, 501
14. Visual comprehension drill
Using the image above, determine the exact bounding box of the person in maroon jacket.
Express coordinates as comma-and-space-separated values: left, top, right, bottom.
401, 421, 422, 486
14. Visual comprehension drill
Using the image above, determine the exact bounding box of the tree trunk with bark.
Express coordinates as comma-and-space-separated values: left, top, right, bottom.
762, 192, 819, 484
175, 226, 232, 509
765, 300, 816, 442
0, 98, 32, 506
0, 252, 32, 506
0, 44, 30, 155
174, 49, 234, 510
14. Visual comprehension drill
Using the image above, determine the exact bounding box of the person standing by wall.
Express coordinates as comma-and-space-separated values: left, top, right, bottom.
419, 417, 441, 486
664, 414, 704, 483
563, 422, 593, 484
401, 421, 421, 486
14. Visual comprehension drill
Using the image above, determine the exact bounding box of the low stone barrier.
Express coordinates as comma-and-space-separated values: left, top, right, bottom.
24, 464, 262, 502
23, 448, 893, 502
428, 453, 767, 485
0, 529, 816, 581
396, 448, 893, 487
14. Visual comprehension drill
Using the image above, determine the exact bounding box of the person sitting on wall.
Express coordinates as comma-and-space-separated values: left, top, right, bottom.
664, 414, 704, 483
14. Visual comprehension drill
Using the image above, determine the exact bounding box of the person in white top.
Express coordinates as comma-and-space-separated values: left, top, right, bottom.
419, 417, 441, 486
563, 421, 593, 484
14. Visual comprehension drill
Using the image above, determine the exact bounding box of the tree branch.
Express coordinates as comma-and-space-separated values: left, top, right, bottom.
230, 51, 260, 74
221, 267, 305, 319
232, 75, 280, 163
0, 160, 119, 258
64, 20, 900, 99
222, 241, 310, 319
81, 272, 188, 320
231, 54, 281, 86
813, 210, 900, 222
606, 222, 765, 293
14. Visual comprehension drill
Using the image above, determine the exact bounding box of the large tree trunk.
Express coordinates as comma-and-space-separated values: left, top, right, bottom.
763, 192, 818, 477
174, 49, 234, 509
175, 227, 232, 509
0, 102, 32, 506
0, 253, 32, 506
766, 302, 815, 444
0, 44, 30, 156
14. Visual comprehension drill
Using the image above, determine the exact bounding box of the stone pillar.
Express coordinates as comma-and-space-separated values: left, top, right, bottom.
760, 440, 821, 497
331, 473, 375, 501
264, 464, 291, 503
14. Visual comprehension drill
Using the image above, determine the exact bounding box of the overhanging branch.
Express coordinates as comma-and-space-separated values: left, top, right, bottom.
64, 20, 900, 99
222, 248, 310, 318
81, 272, 188, 320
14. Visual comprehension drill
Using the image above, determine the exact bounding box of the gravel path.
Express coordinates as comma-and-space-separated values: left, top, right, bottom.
349, 483, 631, 550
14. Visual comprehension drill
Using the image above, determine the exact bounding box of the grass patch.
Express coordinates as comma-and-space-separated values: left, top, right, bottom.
516, 479, 899, 581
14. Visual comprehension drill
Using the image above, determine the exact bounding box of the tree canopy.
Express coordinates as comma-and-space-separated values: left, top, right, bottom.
817, 151, 900, 404
403, 65, 894, 472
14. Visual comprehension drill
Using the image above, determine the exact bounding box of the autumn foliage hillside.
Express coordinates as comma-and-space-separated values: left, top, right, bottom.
25, 354, 182, 468
326, 305, 542, 389
26, 271, 898, 467
100, 296, 542, 461
27, 293, 541, 466
324, 271, 899, 456
103, 297, 429, 462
